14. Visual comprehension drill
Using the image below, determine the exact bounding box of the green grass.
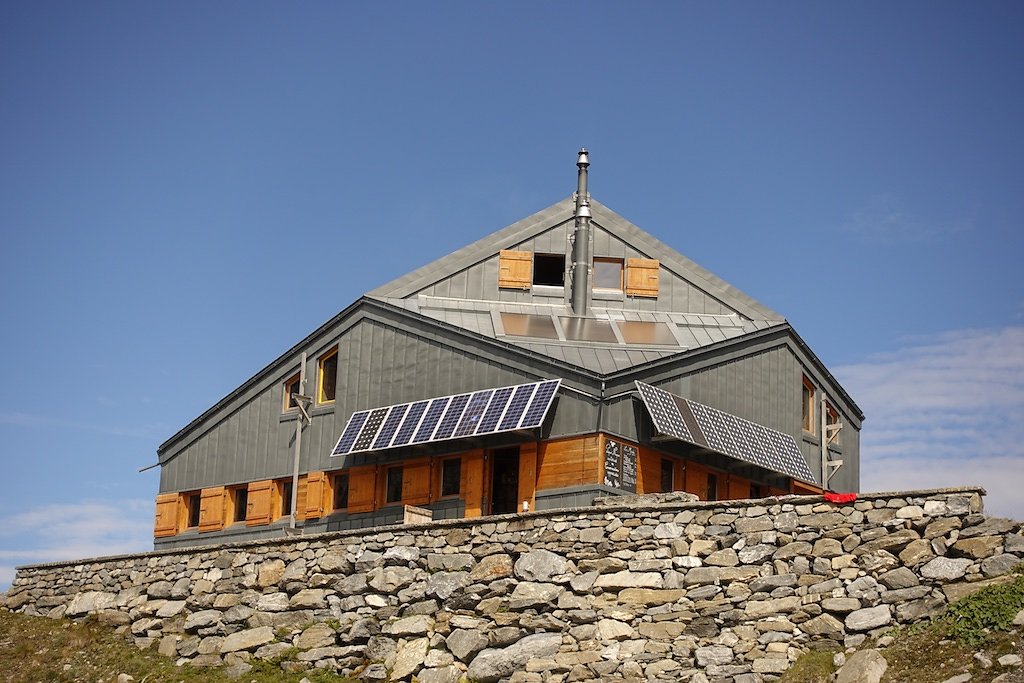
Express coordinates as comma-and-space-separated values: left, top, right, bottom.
0, 609, 355, 683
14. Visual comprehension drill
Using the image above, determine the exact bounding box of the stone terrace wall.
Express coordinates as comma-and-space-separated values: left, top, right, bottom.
4, 487, 1023, 683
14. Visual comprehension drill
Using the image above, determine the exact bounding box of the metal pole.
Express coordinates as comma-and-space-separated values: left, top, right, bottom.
820, 395, 827, 491
571, 149, 591, 316
289, 352, 307, 529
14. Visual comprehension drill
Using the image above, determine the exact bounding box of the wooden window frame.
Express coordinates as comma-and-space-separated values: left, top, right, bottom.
826, 402, 840, 446
181, 491, 201, 530
802, 375, 815, 433
440, 457, 461, 498
226, 486, 248, 525
277, 479, 294, 520
317, 347, 338, 405
593, 257, 624, 292
283, 371, 301, 412
532, 253, 566, 288
331, 471, 350, 512
384, 466, 404, 505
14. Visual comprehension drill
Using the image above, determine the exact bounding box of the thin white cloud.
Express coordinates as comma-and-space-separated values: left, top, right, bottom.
0, 499, 153, 593
836, 326, 1024, 520
840, 194, 970, 244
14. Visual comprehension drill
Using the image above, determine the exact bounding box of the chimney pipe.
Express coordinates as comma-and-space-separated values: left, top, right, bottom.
571, 149, 591, 316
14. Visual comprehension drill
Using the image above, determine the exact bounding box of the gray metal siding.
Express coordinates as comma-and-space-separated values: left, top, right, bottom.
160, 314, 600, 494
408, 221, 742, 317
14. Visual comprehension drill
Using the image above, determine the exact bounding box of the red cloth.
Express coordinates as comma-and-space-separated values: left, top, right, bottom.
824, 492, 857, 504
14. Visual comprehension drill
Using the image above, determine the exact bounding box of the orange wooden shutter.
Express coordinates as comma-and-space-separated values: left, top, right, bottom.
303, 472, 326, 519
728, 476, 750, 501
347, 466, 376, 513
246, 480, 273, 526
625, 258, 659, 297
154, 493, 178, 538
403, 459, 431, 506
498, 250, 532, 289
518, 443, 538, 512
198, 487, 226, 532
462, 449, 484, 517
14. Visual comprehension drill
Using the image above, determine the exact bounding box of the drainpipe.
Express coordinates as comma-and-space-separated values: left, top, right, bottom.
570, 149, 591, 316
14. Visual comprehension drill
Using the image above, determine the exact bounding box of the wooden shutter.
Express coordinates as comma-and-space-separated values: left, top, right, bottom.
625, 258, 659, 297
347, 466, 376, 513
246, 480, 273, 526
154, 493, 178, 538
198, 487, 226, 532
462, 449, 484, 518
303, 472, 326, 519
403, 459, 431, 506
498, 250, 532, 289
728, 476, 750, 501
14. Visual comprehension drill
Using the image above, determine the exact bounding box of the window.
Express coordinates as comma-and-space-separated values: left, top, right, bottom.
316, 348, 338, 404
441, 458, 461, 497
802, 375, 815, 433
232, 487, 248, 523
826, 402, 841, 445
532, 254, 565, 287
750, 483, 762, 499
283, 372, 301, 411
385, 466, 403, 504
279, 480, 293, 518
706, 474, 719, 502
660, 459, 674, 493
185, 493, 201, 529
332, 473, 349, 511
593, 257, 624, 291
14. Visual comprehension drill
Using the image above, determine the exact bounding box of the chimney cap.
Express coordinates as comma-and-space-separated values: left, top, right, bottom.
577, 149, 590, 167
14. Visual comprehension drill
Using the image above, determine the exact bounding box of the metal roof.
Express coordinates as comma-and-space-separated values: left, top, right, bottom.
372, 294, 785, 374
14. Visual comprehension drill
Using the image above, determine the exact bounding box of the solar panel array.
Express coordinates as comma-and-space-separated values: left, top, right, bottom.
331, 379, 561, 457
634, 381, 816, 483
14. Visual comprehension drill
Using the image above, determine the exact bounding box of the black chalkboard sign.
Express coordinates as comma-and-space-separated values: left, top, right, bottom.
604, 439, 621, 488
621, 443, 638, 493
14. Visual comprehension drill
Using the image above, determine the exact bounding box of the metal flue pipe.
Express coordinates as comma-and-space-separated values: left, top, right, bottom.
570, 148, 592, 316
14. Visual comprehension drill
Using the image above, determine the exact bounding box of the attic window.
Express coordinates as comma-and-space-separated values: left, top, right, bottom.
533, 254, 565, 287
318, 348, 338, 404
593, 257, 624, 291
802, 375, 815, 433
283, 372, 301, 411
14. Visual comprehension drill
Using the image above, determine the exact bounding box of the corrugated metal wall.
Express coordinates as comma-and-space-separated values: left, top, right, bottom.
413, 222, 737, 316
160, 314, 600, 494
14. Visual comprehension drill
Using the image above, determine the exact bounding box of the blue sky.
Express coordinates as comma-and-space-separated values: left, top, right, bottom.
1, 2, 1022, 589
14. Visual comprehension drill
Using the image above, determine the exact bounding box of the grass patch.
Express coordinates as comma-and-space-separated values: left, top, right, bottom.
779, 649, 837, 683
944, 566, 1024, 646
0, 609, 355, 683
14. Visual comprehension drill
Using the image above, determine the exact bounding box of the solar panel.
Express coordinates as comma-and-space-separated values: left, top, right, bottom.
330, 379, 562, 457
634, 381, 816, 483
520, 379, 560, 428
391, 400, 428, 447
412, 397, 451, 444
331, 411, 370, 456
476, 386, 514, 434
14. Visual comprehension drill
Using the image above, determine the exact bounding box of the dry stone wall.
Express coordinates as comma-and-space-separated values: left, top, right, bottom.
4, 487, 1023, 683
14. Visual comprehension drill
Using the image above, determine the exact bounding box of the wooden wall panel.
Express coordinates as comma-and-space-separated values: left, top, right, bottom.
518, 443, 538, 512
198, 487, 225, 532
635, 445, 663, 494
347, 466, 376, 513
403, 459, 431, 506
535, 436, 600, 490
154, 493, 178, 538
246, 480, 273, 526
303, 472, 327, 520
683, 462, 709, 500
727, 475, 750, 501
463, 449, 484, 517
